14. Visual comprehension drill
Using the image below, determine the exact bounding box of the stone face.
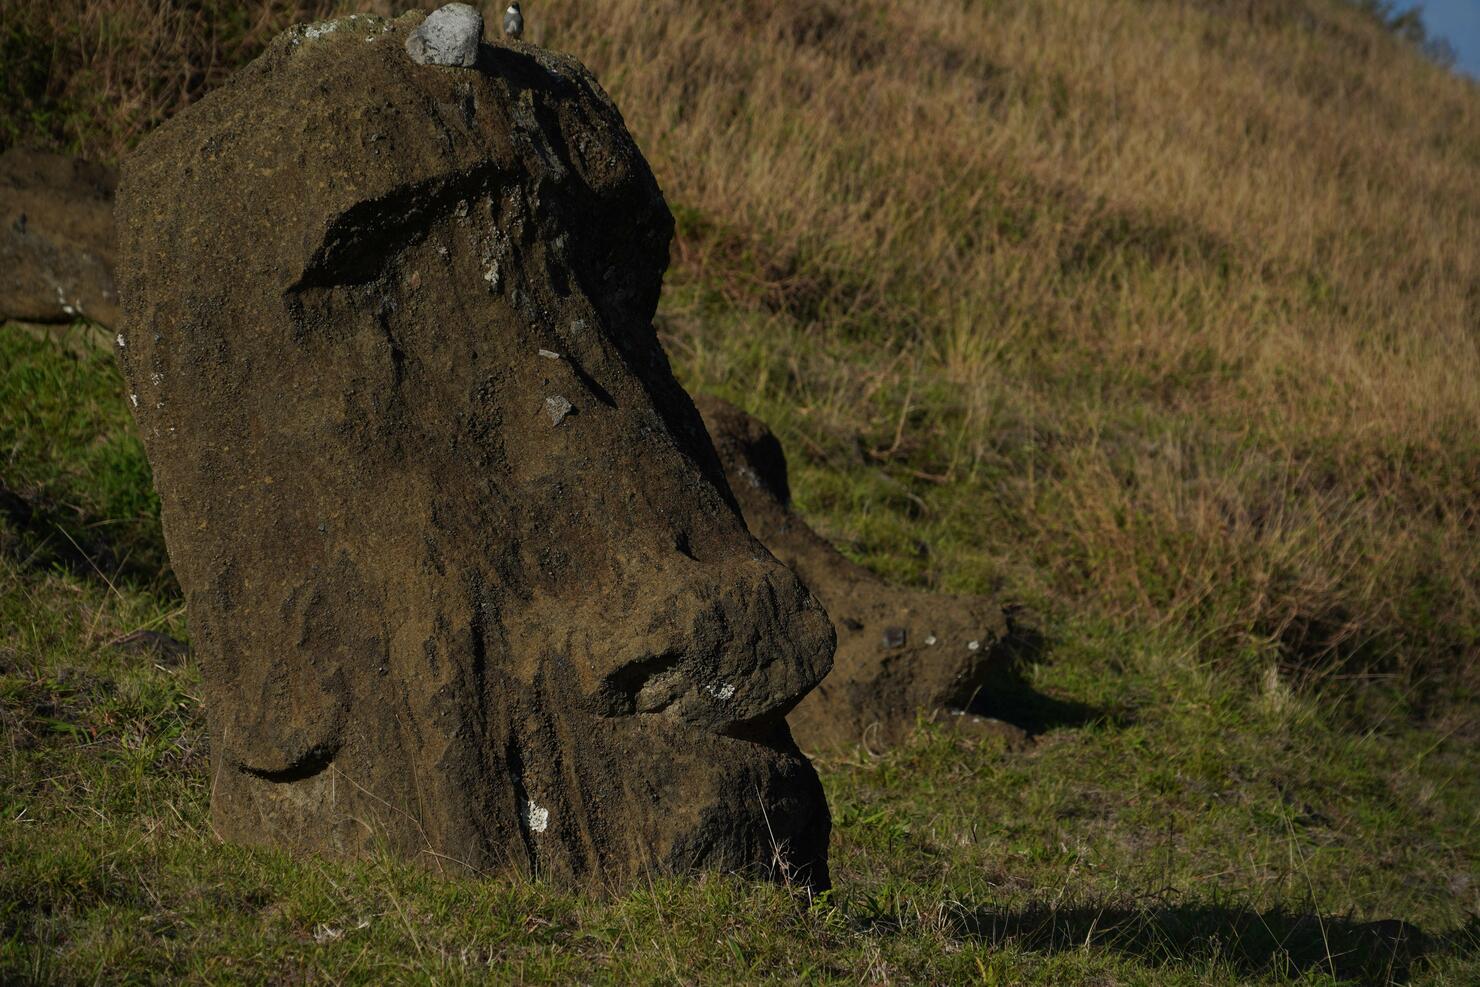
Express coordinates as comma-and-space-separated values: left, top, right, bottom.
695, 396, 1012, 751
114, 13, 832, 888
0, 147, 119, 326
405, 3, 483, 67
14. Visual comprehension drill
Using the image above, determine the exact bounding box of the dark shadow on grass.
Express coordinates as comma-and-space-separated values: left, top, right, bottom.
964, 616, 1132, 736
0, 483, 174, 593
939, 900, 1478, 985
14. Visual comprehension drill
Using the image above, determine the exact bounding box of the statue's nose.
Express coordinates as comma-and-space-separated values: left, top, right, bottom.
526, 550, 835, 735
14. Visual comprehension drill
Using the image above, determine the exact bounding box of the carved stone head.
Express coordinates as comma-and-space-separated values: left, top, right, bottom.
114, 12, 832, 887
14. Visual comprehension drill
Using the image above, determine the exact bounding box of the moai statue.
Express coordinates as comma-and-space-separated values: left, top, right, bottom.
114, 8, 833, 888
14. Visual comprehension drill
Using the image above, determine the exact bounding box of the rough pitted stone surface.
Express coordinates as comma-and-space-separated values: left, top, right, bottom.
696, 396, 1012, 751
405, 3, 483, 67
0, 147, 119, 326
114, 13, 833, 888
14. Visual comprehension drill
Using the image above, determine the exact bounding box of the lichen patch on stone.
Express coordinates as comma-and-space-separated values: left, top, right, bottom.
522, 799, 549, 834
545, 395, 573, 426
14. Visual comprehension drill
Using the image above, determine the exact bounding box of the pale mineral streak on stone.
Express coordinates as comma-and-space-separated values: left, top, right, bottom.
544, 394, 573, 426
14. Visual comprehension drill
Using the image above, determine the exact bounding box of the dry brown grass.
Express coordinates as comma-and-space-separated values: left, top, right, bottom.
3, 0, 1476, 697
536, 0, 1479, 693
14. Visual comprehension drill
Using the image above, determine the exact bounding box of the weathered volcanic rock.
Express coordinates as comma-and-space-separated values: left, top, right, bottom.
114, 11, 833, 888
405, 3, 482, 67
695, 396, 1012, 751
0, 147, 119, 326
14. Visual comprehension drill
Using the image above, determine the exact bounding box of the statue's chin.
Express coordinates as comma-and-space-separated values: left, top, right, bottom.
634, 723, 832, 890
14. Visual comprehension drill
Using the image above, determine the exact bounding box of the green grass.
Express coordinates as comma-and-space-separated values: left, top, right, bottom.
0, 327, 164, 585
2, 327, 1476, 984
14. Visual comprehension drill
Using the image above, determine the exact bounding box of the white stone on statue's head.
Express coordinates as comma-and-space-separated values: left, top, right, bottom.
405, 3, 483, 68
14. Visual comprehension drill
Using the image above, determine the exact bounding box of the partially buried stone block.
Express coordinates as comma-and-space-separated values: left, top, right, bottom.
114, 12, 833, 888
695, 396, 1013, 752
0, 147, 119, 326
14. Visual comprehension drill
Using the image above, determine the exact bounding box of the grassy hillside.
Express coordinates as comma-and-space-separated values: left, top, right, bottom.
3, 0, 1478, 983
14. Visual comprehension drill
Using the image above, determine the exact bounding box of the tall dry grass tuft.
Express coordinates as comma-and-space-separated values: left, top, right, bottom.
3, 0, 1476, 700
